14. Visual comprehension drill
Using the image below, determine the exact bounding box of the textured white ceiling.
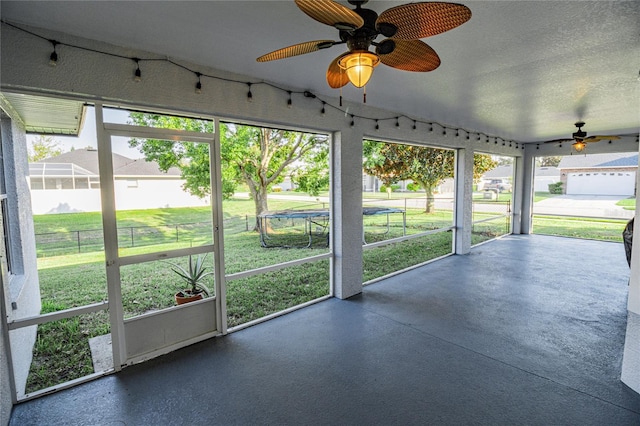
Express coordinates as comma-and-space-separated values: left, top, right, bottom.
1, 0, 638, 142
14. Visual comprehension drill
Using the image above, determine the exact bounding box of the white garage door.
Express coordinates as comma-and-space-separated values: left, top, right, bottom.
566, 171, 636, 195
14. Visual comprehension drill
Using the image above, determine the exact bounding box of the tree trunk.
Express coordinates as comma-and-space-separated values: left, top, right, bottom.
424, 187, 435, 213
253, 186, 269, 231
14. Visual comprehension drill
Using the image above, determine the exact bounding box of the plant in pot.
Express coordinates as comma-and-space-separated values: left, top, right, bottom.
169, 254, 213, 305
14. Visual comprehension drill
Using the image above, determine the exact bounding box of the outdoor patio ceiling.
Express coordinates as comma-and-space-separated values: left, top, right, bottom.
0, 92, 85, 136
0, 1, 637, 143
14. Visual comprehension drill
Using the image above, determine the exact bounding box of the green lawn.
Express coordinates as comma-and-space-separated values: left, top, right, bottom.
533, 215, 627, 241
616, 197, 636, 210
533, 191, 560, 202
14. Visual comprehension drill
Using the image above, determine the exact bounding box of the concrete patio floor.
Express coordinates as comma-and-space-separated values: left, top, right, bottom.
9, 234, 640, 425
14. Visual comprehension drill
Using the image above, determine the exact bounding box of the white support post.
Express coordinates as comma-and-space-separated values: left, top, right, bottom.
331, 129, 363, 299
454, 148, 474, 255
95, 104, 126, 370
511, 155, 526, 234
211, 118, 227, 334
519, 146, 536, 234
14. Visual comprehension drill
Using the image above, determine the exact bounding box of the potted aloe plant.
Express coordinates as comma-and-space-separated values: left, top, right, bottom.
170, 254, 213, 305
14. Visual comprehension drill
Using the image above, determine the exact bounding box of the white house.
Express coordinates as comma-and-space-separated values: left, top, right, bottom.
30, 148, 209, 214
533, 167, 561, 192
557, 153, 638, 196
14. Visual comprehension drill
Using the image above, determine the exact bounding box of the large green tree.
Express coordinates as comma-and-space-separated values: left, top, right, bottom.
221, 125, 327, 222
363, 141, 497, 213
537, 156, 561, 167
128, 113, 328, 228
291, 148, 330, 196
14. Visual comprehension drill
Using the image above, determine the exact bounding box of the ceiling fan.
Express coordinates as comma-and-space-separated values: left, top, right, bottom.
543, 122, 621, 153
256, 0, 472, 100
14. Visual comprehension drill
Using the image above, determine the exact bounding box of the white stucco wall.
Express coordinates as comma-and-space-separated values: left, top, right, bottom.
0, 115, 41, 404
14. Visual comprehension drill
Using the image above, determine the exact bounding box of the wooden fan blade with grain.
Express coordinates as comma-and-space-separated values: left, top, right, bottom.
295, 0, 364, 30
257, 40, 336, 62
376, 2, 471, 40
543, 138, 573, 144
326, 53, 350, 88
378, 39, 440, 72
583, 135, 621, 143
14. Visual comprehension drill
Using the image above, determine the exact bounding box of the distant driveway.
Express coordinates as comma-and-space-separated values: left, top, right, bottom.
534, 195, 634, 219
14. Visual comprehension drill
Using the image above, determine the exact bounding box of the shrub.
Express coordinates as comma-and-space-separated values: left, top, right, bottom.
407, 182, 420, 192
548, 182, 563, 194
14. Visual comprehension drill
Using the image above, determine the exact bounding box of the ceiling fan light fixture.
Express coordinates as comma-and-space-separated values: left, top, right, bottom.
338, 50, 380, 88
572, 141, 586, 152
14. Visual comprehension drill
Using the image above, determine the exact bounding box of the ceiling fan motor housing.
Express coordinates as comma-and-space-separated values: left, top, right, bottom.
573, 121, 587, 140
342, 6, 380, 52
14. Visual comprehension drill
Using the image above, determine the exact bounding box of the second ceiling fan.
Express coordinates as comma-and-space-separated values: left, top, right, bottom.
257, 0, 472, 99
544, 122, 621, 153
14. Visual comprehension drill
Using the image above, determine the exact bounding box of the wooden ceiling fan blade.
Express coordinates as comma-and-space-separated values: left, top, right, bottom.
377, 2, 472, 40
326, 53, 350, 88
584, 135, 621, 143
543, 138, 573, 144
378, 40, 440, 72
257, 40, 336, 62
295, 0, 364, 30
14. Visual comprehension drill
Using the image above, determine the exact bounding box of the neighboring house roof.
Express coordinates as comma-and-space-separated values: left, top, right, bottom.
534, 167, 560, 177
39, 148, 133, 174
114, 159, 180, 177
558, 153, 638, 169
483, 165, 513, 179
31, 148, 180, 178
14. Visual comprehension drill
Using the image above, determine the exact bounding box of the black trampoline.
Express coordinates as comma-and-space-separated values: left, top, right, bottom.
258, 207, 406, 248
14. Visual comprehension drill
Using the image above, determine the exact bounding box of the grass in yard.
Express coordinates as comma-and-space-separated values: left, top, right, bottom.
472, 217, 511, 245
533, 191, 559, 202
533, 215, 627, 241
227, 260, 330, 327
34, 198, 329, 257
363, 232, 453, 282
616, 197, 636, 210
25, 303, 109, 393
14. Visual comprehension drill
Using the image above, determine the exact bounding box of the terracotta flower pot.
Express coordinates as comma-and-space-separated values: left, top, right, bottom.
175, 291, 204, 305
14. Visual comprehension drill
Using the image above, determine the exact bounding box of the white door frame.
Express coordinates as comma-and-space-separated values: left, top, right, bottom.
95, 104, 224, 369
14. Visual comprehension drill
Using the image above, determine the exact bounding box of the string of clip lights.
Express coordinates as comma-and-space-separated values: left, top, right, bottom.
3, 21, 524, 149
